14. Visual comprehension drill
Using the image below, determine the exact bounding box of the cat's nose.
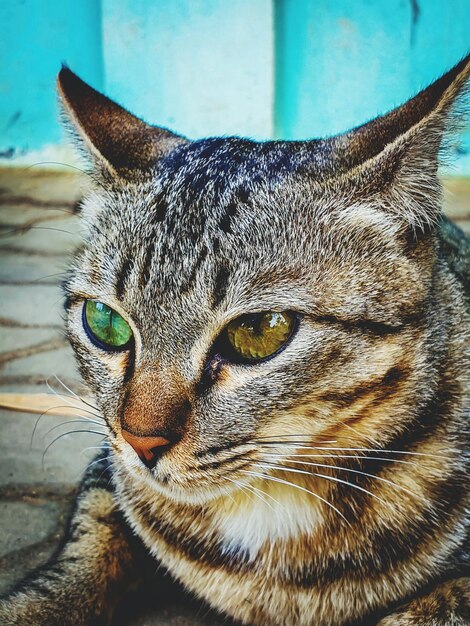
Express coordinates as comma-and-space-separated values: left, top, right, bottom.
121, 429, 172, 469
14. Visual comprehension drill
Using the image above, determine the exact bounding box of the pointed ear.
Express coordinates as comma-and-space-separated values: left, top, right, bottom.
57, 67, 187, 176
332, 54, 470, 229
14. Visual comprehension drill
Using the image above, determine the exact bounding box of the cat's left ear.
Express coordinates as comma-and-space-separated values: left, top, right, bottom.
333, 54, 470, 229
57, 67, 187, 176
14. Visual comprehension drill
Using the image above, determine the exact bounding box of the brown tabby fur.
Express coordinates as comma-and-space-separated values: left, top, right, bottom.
0, 56, 469, 625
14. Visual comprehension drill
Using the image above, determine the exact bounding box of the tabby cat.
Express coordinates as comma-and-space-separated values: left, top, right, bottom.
0, 56, 469, 626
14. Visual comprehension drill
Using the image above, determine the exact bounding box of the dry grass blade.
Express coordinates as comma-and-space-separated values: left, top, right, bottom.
0, 392, 96, 418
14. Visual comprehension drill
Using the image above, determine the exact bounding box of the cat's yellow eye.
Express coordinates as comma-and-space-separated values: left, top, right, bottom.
226, 311, 296, 362
83, 300, 133, 351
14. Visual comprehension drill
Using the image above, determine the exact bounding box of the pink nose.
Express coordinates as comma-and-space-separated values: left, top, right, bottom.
121, 429, 171, 467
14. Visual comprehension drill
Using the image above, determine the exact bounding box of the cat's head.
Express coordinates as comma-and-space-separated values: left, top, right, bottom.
58, 57, 469, 505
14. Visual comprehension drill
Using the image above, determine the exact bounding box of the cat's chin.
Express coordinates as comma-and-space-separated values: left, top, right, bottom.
153, 481, 235, 507
140, 471, 237, 507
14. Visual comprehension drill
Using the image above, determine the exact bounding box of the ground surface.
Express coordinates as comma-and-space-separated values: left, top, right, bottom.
0, 168, 469, 624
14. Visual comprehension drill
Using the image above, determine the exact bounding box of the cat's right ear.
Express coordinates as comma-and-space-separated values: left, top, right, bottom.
57, 67, 187, 177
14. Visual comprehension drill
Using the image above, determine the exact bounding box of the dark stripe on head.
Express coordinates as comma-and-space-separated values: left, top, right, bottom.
212, 264, 230, 309
315, 314, 420, 336
182, 245, 208, 293
115, 257, 133, 299
86, 262, 102, 285
219, 202, 237, 234
140, 237, 156, 288
320, 365, 407, 407
237, 186, 250, 203
149, 192, 167, 224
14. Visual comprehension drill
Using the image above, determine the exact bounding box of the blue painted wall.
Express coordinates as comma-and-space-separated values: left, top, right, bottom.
274, 0, 470, 169
1, 0, 469, 170
275, 0, 470, 138
0, 0, 103, 154
102, 0, 274, 139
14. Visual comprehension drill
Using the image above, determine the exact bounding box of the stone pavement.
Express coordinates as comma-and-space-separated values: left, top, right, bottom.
0, 168, 469, 624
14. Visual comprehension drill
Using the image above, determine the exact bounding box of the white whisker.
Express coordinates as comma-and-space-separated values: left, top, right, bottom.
85, 455, 109, 470
259, 459, 428, 506
255, 461, 393, 511
42, 429, 107, 471
255, 442, 454, 459
30, 404, 104, 448
45, 380, 104, 420
266, 452, 419, 467
241, 469, 350, 526
44, 418, 107, 439
226, 477, 265, 508
51, 375, 101, 413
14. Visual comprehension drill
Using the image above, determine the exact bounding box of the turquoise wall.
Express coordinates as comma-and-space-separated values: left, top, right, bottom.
0, 0, 103, 153
1, 0, 469, 170
102, 0, 274, 139
275, 0, 470, 139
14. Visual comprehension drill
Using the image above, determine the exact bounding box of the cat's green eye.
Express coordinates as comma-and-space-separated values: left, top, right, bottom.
226, 311, 296, 362
83, 300, 133, 350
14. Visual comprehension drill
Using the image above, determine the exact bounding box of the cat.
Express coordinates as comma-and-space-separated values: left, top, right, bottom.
0, 55, 469, 626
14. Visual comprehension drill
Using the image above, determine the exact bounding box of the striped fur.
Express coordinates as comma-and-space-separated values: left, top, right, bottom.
1, 58, 469, 625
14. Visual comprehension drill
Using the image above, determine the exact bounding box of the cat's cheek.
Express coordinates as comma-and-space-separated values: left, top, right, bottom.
213, 363, 269, 392
75, 337, 130, 391
96, 350, 131, 379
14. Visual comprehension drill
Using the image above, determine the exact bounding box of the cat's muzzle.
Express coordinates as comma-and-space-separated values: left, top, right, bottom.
121, 430, 174, 469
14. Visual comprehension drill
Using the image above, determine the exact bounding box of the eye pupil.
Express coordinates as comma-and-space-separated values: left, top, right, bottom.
226, 311, 295, 362
84, 300, 133, 350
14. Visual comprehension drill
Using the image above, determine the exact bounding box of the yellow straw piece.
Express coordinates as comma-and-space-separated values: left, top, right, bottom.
0, 392, 95, 418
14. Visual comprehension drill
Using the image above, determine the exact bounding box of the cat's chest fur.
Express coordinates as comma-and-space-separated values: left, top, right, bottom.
211, 491, 323, 560
116, 466, 323, 564
116, 472, 332, 624
115, 467, 428, 626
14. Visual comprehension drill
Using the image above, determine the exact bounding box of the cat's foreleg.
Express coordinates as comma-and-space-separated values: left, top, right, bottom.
0, 453, 139, 626
377, 577, 470, 626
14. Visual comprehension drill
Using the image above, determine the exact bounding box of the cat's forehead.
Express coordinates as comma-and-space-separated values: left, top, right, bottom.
73, 133, 424, 358
83, 135, 399, 302
159, 136, 320, 183
78, 144, 283, 319
96, 137, 336, 247
90, 140, 305, 289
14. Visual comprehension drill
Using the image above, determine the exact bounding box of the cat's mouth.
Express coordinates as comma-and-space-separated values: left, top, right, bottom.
114, 435, 260, 504
126, 460, 242, 505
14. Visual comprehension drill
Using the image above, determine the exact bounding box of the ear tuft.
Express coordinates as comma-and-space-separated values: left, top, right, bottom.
57, 68, 187, 175
335, 53, 470, 172
330, 54, 470, 230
